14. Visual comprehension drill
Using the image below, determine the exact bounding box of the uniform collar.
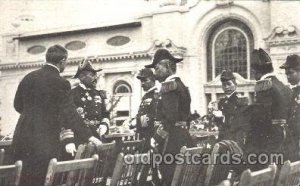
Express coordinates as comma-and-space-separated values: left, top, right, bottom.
165, 74, 179, 82
146, 81, 161, 93
260, 72, 275, 80
45, 63, 60, 73
226, 91, 236, 99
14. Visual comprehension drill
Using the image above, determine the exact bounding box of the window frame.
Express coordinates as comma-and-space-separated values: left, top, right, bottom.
212, 26, 250, 80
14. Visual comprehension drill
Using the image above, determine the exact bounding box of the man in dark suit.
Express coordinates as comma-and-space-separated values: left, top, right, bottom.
12, 45, 102, 186
280, 54, 300, 160
246, 48, 297, 170
67, 59, 110, 147
213, 70, 249, 148
145, 49, 193, 186
136, 68, 161, 152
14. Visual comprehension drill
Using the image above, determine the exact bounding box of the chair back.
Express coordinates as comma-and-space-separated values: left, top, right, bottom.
110, 153, 148, 186
0, 149, 4, 165
171, 146, 205, 186
277, 160, 300, 186
238, 164, 277, 186
0, 160, 22, 186
75, 141, 116, 185
121, 139, 145, 155
44, 154, 98, 186
204, 140, 244, 186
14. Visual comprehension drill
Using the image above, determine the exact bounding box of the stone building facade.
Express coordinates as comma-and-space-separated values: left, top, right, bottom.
0, 0, 300, 136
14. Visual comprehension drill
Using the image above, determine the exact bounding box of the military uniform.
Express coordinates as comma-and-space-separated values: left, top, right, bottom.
244, 49, 298, 170
60, 59, 110, 156
280, 54, 300, 160
247, 76, 290, 149
217, 93, 249, 148
156, 75, 193, 185
136, 88, 161, 152
12, 64, 93, 186
70, 83, 110, 144
288, 87, 300, 151
145, 49, 193, 186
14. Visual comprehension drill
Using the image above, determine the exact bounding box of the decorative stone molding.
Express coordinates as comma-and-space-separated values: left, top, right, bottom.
0, 40, 186, 70
265, 25, 300, 46
216, 0, 234, 7
147, 39, 187, 58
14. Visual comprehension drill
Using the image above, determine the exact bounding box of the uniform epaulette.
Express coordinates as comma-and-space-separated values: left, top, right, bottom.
98, 90, 107, 99
161, 80, 177, 93
255, 78, 272, 92
237, 96, 249, 106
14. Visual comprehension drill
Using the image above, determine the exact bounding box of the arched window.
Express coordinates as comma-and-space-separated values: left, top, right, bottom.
113, 80, 132, 94
207, 19, 254, 81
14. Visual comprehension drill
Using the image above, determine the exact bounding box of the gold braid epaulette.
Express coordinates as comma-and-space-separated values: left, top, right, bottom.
160, 80, 178, 93
255, 78, 272, 92
59, 129, 74, 141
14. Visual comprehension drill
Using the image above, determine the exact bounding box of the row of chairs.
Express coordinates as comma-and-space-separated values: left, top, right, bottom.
216, 160, 300, 186
206, 143, 300, 186
0, 138, 146, 186
5, 137, 300, 186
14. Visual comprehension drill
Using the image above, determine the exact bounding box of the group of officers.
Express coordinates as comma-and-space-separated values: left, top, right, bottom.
10, 44, 300, 186
134, 48, 300, 185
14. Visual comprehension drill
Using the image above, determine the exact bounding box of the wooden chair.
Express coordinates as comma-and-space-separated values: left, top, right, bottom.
75, 141, 116, 185
171, 146, 205, 186
204, 143, 224, 186
204, 141, 244, 186
44, 154, 98, 186
0, 149, 4, 165
0, 160, 22, 186
238, 164, 277, 186
120, 139, 145, 155
110, 153, 149, 186
277, 160, 300, 186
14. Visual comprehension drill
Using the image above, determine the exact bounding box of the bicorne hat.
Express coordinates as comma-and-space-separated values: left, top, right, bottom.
145, 49, 183, 68
251, 48, 272, 70
73, 58, 102, 78
280, 54, 300, 70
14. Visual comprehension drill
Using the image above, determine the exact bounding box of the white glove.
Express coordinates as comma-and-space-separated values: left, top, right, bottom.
97, 125, 108, 136
101, 118, 110, 126
212, 110, 224, 118
65, 143, 77, 157
89, 136, 102, 146
150, 137, 157, 148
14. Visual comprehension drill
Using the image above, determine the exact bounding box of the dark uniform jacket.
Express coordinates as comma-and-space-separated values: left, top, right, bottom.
70, 84, 110, 144
136, 89, 161, 151
217, 92, 250, 148
12, 65, 92, 186
158, 76, 193, 185
246, 75, 297, 162
288, 86, 300, 158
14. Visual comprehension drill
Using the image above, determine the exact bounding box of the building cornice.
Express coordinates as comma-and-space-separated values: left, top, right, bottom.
0, 52, 149, 71
12, 21, 142, 41
0, 39, 187, 71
